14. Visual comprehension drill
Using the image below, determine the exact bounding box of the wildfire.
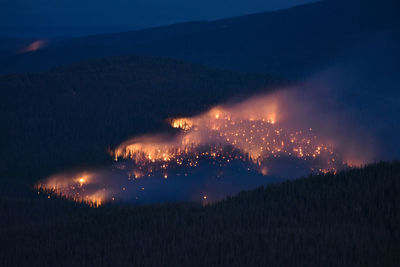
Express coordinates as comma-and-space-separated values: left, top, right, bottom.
113, 102, 340, 174
36, 172, 106, 207
37, 90, 360, 206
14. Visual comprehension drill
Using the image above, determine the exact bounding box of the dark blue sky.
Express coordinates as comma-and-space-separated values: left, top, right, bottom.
0, 0, 316, 37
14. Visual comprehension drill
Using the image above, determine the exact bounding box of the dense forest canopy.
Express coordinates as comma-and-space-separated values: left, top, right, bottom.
1, 162, 399, 266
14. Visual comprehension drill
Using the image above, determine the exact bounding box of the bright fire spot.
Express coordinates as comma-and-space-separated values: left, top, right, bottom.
18, 40, 47, 54
171, 118, 193, 130
77, 176, 88, 186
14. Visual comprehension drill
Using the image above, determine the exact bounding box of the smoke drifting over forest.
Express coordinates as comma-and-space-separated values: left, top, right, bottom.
37, 57, 400, 206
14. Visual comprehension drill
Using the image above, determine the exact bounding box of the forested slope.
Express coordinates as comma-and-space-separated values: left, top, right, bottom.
1, 162, 399, 266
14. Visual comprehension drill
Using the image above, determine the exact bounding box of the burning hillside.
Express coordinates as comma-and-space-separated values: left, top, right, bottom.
36, 88, 369, 206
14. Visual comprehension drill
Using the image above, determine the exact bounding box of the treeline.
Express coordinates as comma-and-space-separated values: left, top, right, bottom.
0, 161, 399, 266
0, 55, 284, 182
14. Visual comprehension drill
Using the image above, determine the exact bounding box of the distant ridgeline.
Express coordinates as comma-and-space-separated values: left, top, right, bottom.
0, 56, 284, 180
0, 0, 399, 77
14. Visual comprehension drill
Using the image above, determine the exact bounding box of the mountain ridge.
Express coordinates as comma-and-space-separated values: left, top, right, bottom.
2, 0, 399, 77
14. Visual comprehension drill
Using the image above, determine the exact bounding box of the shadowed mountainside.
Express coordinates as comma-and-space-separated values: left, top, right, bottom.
1, 0, 399, 78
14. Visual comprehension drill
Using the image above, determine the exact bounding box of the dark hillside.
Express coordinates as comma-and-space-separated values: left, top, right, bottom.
1, 162, 399, 266
0, 56, 283, 181
1, 0, 399, 77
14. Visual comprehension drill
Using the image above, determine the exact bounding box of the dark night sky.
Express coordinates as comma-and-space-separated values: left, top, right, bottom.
0, 0, 316, 37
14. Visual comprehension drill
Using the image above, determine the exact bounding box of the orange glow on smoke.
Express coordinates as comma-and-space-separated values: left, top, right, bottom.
18, 40, 47, 53
36, 172, 106, 207
113, 93, 340, 173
